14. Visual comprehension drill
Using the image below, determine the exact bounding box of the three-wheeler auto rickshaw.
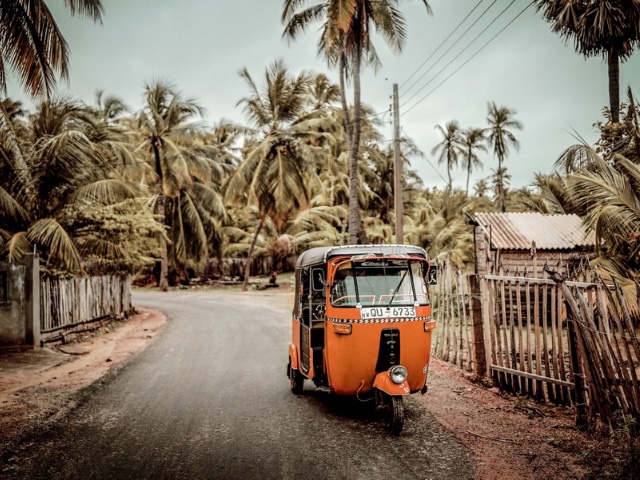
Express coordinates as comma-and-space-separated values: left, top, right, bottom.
286, 244, 437, 434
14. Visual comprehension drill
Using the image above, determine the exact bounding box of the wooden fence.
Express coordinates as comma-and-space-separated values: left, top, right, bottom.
551, 272, 640, 431
482, 272, 590, 404
40, 275, 132, 342
432, 258, 474, 371
432, 256, 640, 430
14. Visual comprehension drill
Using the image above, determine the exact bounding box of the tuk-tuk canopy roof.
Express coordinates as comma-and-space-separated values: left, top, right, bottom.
295, 244, 428, 269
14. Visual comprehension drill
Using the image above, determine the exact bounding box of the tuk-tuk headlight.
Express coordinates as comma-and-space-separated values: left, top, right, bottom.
390, 365, 408, 384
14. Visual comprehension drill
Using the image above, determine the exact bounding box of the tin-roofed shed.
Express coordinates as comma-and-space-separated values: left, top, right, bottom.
471, 212, 596, 277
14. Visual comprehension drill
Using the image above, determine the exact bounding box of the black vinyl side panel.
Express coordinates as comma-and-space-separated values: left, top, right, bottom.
300, 324, 310, 374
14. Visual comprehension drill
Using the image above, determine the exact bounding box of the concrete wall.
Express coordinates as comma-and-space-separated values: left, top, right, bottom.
0, 261, 26, 347
0, 255, 40, 348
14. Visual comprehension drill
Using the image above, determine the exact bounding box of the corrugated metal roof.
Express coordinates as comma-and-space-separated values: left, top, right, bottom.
474, 212, 595, 251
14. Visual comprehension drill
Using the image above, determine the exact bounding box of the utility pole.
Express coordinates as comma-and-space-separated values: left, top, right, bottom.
392, 83, 403, 244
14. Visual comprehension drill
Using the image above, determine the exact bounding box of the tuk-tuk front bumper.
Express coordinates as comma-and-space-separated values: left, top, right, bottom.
373, 366, 410, 396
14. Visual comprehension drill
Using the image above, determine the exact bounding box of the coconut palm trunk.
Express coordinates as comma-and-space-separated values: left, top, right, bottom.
348, 41, 367, 245
339, 54, 353, 144
153, 142, 169, 291
446, 152, 453, 190
499, 171, 506, 212
243, 213, 267, 291
608, 49, 620, 124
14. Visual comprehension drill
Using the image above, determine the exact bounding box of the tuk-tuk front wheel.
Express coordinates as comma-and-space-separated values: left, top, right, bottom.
289, 358, 304, 394
383, 394, 404, 435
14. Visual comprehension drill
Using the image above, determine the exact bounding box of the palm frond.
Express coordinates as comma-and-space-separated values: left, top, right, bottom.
3, 231, 30, 262
27, 217, 82, 272
76, 237, 130, 260
0, 184, 29, 222
71, 179, 139, 206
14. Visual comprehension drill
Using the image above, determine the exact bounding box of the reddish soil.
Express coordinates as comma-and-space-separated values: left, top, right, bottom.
418, 358, 591, 479
0, 308, 166, 449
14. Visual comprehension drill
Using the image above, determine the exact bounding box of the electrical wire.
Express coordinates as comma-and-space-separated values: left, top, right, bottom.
401, 126, 448, 184
400, 0, 500, 101
399, 0, 486, 93
401, 0, 514, 110
401, 1, 534, 117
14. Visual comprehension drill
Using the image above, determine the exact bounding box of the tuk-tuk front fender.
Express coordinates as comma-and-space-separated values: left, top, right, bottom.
288, 344, 299, 371
373, 371, 410, 396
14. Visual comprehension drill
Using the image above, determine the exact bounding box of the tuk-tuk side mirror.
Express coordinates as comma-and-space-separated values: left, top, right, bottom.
311, 268, 326, 291
427, 265, 438, 286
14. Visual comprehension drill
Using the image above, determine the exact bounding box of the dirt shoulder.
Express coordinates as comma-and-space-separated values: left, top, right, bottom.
0, 308, 166, 452
417, 358, 592, 479
0, 290, 630, 479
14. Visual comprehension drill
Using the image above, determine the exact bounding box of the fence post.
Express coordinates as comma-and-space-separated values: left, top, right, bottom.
566, 315, 589, 428
24, 254, 40, 347
469, 274, 487, 377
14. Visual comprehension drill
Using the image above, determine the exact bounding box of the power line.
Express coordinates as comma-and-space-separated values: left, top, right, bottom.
401, 126, 448, 184
399, 0, 486, 92
402, 1, 534, 117
403, 0, 500, 103
401, 0, 513, 110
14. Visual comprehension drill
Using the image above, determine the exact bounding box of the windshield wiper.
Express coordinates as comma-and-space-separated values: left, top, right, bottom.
386, 270, 408, 308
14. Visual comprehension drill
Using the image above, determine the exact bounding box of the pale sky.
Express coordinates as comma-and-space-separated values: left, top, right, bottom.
11, 0, 640, 191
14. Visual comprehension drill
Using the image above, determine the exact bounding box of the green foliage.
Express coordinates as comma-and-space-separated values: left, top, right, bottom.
64, 198, 165, 275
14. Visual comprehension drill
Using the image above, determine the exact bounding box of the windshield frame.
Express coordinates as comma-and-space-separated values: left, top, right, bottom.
329, 257, 430, 308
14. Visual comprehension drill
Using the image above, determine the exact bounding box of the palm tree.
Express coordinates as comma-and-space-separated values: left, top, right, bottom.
534, 0, 640, 124
88, 90, 129, 123
460, 127, 486, 195
431, 121, 463, 190
489, 166, 512, 210
136, 80, 205, 290
309, 72, 341, 109
568, 151, 640, 286
281, 0, 432, 244
404, 188, 474, 266
164, 128, 230, 284
528, 172, 579, 214
485, 102, 522, 212
225, 60, 328, 290
0, 0, 104, 98
0, 96, 145, 271
473, 178, 489, 198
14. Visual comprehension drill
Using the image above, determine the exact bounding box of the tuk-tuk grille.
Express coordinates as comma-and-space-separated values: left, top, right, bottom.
375, 328, 400, 371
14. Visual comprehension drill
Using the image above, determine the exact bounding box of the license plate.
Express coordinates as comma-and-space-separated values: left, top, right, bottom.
361, 306, 416, 319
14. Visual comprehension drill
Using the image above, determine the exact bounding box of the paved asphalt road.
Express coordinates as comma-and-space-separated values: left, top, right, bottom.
4, 290, 475, 480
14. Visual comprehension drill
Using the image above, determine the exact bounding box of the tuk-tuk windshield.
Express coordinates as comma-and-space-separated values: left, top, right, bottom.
330, 259, 429, 307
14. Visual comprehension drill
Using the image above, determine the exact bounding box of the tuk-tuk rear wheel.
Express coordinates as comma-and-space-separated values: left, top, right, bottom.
289, 359, 304, 394
383, 395, 404, 435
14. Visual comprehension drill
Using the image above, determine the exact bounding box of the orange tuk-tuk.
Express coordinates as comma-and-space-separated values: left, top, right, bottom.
286, 244, 437, 434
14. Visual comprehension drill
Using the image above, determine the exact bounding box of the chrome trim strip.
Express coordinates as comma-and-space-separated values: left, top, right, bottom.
328, 316, 433, 324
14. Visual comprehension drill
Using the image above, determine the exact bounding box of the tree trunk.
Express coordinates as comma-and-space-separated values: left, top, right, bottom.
242, 214, 266, 292
178, 264, 189, 285
153, 141, 169, 292
497, 158, 506, 213
348, 44, 367, 245
339, 54, 353, 146
499, 175, 506, 212
608, 49, 620, 124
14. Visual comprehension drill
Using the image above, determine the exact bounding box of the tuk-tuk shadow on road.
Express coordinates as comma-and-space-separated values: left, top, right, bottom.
301, 387, 378, 422
292, 386, 429, 438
